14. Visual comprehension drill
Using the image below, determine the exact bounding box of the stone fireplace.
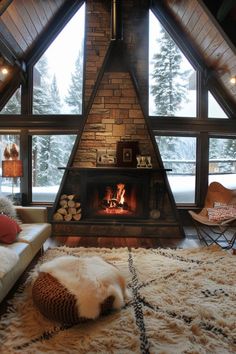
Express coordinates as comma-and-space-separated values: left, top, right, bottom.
51, 0, 184, 238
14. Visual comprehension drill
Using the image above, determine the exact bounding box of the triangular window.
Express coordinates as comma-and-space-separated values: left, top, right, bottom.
32, 4, 85, 115
149, 11, 196, 117
0, 87, 21, 114
208, 91, 228, 118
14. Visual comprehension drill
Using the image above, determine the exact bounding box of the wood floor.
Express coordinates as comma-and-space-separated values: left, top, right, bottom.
47, 227, 236, 252
46, 226, 201, 249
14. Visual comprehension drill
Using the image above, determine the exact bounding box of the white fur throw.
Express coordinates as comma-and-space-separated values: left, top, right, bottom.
0, 197, 17, 218
39, 255, 129, 319
0, 246, 19, 278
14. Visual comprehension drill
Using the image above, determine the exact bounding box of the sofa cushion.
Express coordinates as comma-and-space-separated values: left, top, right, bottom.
0, 242, 33, 303
0, 214, 22, 244
0, 246, 19, 278
18, 223, 51, 254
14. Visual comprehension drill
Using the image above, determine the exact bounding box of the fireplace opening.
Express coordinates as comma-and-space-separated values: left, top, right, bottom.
85, 179, 149, 219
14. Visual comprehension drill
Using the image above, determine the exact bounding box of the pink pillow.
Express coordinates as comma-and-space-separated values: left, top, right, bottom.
0, 214, 22, 244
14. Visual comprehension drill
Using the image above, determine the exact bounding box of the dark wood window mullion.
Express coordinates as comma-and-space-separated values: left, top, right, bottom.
21, 66, 33, 115
196, 71, 209, 205
20, 130, 32, 205
197, 132, 209, 207
20, 66, 33, 204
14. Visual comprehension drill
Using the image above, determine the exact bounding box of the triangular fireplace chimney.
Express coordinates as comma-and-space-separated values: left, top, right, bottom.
51, 0, 183, 239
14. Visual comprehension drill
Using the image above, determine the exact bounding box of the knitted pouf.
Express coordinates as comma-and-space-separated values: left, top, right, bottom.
32, 272, 115, 325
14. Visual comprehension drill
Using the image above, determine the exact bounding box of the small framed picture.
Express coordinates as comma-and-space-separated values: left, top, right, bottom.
116, 141, 139, 167
96, 149, 117, 167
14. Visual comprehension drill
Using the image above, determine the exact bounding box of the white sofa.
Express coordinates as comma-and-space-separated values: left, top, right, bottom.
0, 207, 51, 303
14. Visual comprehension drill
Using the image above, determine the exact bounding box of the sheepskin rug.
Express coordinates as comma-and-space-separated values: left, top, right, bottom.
35, 255, 129, 320
0, 245, 235, 354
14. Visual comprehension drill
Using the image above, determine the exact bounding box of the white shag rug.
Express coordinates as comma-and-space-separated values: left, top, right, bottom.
0, 245, 235, 354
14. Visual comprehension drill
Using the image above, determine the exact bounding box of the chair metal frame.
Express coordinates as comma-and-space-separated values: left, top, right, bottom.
189, 210, 236, 249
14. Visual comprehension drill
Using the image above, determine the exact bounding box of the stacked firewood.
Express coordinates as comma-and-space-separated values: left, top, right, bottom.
53, 194, 82, 221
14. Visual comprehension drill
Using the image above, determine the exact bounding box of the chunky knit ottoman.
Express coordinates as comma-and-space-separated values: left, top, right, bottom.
32, 255, 127, 325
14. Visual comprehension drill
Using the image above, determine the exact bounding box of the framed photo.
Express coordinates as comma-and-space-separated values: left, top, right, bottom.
96, 149, 117, 167
116, 141, 139, 167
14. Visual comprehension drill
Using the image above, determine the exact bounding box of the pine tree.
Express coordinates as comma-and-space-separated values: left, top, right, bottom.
151, 27, 189, 116
65, 49, 83, 114
49, 75, 61, 114
33, 56, 52, 114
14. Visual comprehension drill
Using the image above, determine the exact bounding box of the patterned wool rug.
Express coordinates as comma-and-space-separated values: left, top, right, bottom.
0, 245, 235, 354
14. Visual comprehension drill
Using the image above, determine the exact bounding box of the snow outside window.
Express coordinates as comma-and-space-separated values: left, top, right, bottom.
155, 136, 197, 203
32, 134, 76, 202
209, 138, 236, 189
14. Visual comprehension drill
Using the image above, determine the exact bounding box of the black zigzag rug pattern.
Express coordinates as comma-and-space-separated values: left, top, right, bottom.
0, 246, 235, 353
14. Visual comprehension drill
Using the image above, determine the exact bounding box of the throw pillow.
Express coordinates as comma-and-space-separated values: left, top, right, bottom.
0, 214, 22, 244
207, 205, 236, 222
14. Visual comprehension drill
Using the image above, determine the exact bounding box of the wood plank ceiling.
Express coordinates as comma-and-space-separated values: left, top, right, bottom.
163, 0, 236, 106
0, 0, 66, 93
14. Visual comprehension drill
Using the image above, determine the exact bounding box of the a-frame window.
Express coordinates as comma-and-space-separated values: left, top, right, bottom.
149, 11, 196, 117
32, 4, 85, 115
149, 10, 235, 205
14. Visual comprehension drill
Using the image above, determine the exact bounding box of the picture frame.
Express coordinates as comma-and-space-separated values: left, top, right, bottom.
96, 149, 117, 167
116, 141, 139, 167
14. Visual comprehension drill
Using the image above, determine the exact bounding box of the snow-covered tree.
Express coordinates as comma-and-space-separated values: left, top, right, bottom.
0, 88, 21, 114
49, 75, 61, 114
33, 56, 53, 114
151, 28, 189, 116
65, 49, 83, 114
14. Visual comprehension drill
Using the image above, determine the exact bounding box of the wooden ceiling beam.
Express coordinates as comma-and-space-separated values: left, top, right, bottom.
0, 0, 13, 16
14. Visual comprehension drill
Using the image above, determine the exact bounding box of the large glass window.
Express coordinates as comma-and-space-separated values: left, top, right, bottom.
32, 4, 85, 114
0, 87, 21, 114
32, 134, 76, 202
149, 11, 196, 117
155, 136, 197, 203
0, 134, 21, 197
208, 92, 228, 118
209, 137, 236, 189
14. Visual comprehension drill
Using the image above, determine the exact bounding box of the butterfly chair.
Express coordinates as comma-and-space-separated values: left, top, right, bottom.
188, 182, 236, 250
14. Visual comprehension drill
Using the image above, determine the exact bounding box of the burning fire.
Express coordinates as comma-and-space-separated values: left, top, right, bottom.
102, 183, 128, 213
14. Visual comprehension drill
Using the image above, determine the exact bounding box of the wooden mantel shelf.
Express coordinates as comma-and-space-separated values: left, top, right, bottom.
58, 167, 171, 172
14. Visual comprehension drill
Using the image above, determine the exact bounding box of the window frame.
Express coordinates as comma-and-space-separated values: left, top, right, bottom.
149, 6, 236, 207
0, 2, 236, 208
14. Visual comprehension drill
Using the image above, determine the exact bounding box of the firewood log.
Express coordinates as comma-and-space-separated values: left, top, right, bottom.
64, 214, 72, 221
68, 200, 75, 207
68, 194, 76, 200
57, 208, 67, 215
60, 194, 68, 200
59, 200, 68, 207
68, 207, 76, 215
53, 212, 64, 221
73, 213, 82, 221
